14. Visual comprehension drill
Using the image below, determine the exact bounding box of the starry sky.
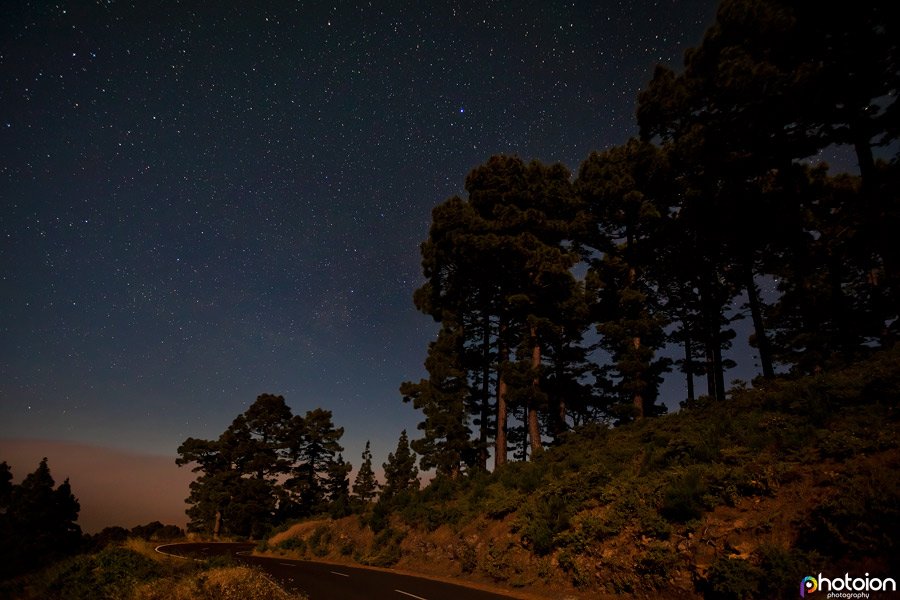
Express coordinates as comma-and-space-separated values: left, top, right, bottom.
1, 0, 731, 495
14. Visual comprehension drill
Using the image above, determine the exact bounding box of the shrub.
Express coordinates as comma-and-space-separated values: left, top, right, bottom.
41, 555, 98, 600
363, 527, 404, 567
480, 486, 524, 519
638, 509, 673, 540
660, 467, 709, 523
557, 549, 593, 587
477, 540, 517, 582
277, 536, 307, 554
399, 499, 462, 531
520, 493, 570, 555
636, 543, 679, 589
754, 544, 811, 600
456, 539, 477, 574
308, 525, 332, 557
366, 500, 390, 533
699, 556, 763, 600
797, 460, 900, 558
88, 546, 163, 599
495, 460, 545, 493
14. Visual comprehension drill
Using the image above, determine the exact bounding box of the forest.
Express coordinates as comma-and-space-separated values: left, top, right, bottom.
399, 0, 898, 474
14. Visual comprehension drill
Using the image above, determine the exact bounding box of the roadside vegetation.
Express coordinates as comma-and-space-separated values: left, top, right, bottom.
259, 349, 899, 599
0, 538, 307, 600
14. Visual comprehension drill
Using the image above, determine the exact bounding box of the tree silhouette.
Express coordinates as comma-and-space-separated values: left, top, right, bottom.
352, 441, 379, 506
0, 458, 82, 578
381, 430, 419, 502
177, 395, 347, 536
411, 155, 589, 466
577, 139, 672, 418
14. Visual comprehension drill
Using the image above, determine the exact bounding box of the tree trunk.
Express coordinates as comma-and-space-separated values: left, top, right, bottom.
528, 324, 542, 458
704, 339, 717, 400
713, 336, 726, 402
683, 321, 695, 404
632, 335, 644, 419
494, 320, 508, 469
213, 510, 222, 539
700, 275, 726, 401
479, 311, 492, 470
828, 252, 852, 353
852, 120, 898, 342
625, 265, 646, 418
744, 266, 775, 378
852, 121, 876, 193
555, 342, 568, 439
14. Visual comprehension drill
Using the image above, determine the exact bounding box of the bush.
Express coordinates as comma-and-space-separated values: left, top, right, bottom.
277, 536, 307, 554
42, 555, 98, 600
660, 467, 709, 523
366, 500, 390, 533
480, 486, 525, 519
495, 460, 545, 493
636, 543, 679, 589
797, 460, 900, 558
456, 539, 477, 574
638, 509, 673, 540
699, 556, 763, 600
363, 527, 404, 567
477, 540, 518, 582
520, 493, 570, 555
36, 546, 165, 600
308, 525, 332, 557
754, 545, 812, 600
399, 498, 462, 531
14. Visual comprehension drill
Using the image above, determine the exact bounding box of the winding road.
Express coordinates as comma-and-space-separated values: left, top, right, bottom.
156, 542, 525, 600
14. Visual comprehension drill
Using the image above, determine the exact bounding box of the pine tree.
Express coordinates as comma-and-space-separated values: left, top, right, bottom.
412, 155, 589, 466
0, 459, 81, 578
401, 318, 473, 478
284, 408, 345, 516
577, 140, 672, 418
636, 0, 900, 376
324, 454, 352, 518
381, 430, 419, 502
352, 441, 379, 505
0, 461, 11, 507
177, 395, 347, 533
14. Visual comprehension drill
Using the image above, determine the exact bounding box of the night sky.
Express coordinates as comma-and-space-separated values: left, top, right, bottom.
2, 0, 729, 495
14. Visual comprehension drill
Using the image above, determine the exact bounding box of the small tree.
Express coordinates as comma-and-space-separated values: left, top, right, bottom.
381, 430, 419, 502
352, 441, 379, 506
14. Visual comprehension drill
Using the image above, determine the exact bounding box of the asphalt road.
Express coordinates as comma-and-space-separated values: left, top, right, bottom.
156, 542, 523, 600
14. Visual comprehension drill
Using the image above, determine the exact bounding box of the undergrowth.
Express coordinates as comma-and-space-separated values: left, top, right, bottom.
266, 349, 900, 598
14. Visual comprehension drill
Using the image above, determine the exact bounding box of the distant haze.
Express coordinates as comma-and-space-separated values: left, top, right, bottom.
0, 439, 193, 534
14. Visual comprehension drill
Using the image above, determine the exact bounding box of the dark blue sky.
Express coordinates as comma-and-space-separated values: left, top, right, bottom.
4, 0, 743, 469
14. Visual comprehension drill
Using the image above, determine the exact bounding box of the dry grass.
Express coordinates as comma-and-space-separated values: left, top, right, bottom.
129, 565, 307, 600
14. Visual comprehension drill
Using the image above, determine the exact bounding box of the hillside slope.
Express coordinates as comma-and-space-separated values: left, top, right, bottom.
260, 349, 900, 599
